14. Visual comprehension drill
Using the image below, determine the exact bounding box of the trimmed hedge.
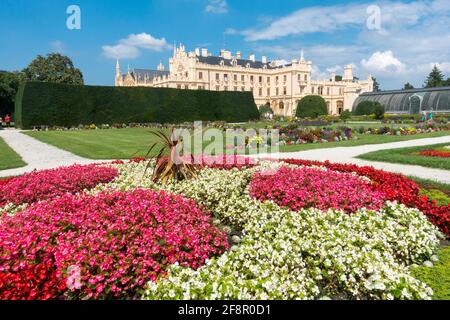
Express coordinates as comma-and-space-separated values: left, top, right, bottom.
15, 82, 259, 129
295, 95, 328, 118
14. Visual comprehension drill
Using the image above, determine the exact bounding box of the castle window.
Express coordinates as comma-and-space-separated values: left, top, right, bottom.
199, 72, 203, 79
304, 74, 308, 81
276, 76, 279, 83
216, 73, 220, 81
298, 74, 301, 81
259, 88, 263, 96
327, 87, 330, 95
177, 85, 182, 89
267, 77, 270, 84
234, 74, 237, 81
267, 88, 270, 96
241, 75, 245, 81
259, 76, 262, 83
283, 87, 287, 95
241, 87, 245, 91
250, 75, 254, 82
224, 74, 229, 82
312, 87, 315, 94
283, 75, 287, 82
276, 88, 279, 96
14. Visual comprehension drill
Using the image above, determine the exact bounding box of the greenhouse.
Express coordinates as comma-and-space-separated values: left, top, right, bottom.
353, 86, 450, 114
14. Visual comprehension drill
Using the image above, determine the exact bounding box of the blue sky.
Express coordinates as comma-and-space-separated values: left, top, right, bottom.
1, 0, 449, 89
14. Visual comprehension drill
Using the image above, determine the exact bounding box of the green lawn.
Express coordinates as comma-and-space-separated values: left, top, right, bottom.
0, 137, 26, 170
412, 246, 450, 300
358, 143, 450, 171
24, 128, 450, 160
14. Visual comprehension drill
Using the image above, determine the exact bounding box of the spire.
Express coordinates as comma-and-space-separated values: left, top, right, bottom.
173, 40, 176, 58
300, 49, 305, 63
115, 59, 121, 77
157, 60, 165, 71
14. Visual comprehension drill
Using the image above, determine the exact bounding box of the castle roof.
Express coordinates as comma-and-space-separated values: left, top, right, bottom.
197, 55, 285, 70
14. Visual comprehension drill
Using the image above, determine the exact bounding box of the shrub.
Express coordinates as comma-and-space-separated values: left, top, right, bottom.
354, 100, 384, 116
15, 81, 260, 129
0, 189, 228, 299
340, 110, 352, 121
295, 95, 328, 118
258, 104, 273, 117
0, 164, 118, 207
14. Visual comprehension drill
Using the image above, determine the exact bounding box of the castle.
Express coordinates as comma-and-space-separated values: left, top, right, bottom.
115, 44, 374, 116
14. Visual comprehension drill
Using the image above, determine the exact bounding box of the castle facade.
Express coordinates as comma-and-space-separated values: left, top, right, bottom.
115, 44, 374, 116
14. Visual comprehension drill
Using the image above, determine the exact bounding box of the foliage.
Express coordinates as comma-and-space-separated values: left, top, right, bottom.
295, 95, 328, 118
411, 246, 450, 300
22, 53, 83, 85
0, 71, 23, 117
354, 100, 384, 116
373, 103, 385, 120
340, 110, 352, 121
15, 81, 259, 129
420, 189, 450, 206
403, 82, 415, 90
258, 104, 273, 117
145, 128, 196, 183
372, 77, 381, 92
0, 189, 227, 299
424, 65, 445, 88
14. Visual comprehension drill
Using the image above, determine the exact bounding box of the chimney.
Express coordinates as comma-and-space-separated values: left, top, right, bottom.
236, 51, 241, 59
201, 48, 208, 57
249, 54, 255, 62
262, 56, 267, 64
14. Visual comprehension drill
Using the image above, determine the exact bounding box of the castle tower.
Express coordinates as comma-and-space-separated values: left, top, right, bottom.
115, 59, 122, 86
343, 65, 354, 81
300, 49, 305, 63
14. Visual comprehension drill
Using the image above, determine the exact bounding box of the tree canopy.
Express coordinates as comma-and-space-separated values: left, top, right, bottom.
372, 77, 380, 92
295, 95, 328, 118
424, 65, 445, 88
403, 82, 414, 90
0, 71, 23, 116
23, 53, 84, 85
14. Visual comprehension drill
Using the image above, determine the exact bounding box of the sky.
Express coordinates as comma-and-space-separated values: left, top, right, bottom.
1, 0, 450, 89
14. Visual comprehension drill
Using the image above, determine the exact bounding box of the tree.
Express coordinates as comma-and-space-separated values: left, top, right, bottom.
372, 77, 381, 92
354, 101, 384, 116
334, 75, 343, 82
295, 95, 328, 118
373, 104, 385, 120
339, 110, 352, 122
258, 103, 273, 119
424, 65, 444, 88
23, 53, 83, 85
403, 82, 414, 90
0, 71, 23, 116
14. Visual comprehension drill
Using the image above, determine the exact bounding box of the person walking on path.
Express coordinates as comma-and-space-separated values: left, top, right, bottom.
421, 110, 427, 122
429, 109, 434, 121
5, 115, 10, 128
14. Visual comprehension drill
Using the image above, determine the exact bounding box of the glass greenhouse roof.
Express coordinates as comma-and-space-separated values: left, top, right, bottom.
353, 86, 450, 114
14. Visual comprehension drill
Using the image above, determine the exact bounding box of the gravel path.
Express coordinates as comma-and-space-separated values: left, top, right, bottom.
255, 135, 450, 184
1, 129, 449, 183
0, 129, 101, 177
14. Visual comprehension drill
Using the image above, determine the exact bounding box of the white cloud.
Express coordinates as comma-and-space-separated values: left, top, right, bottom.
326, 65, 342, 73
102, 33, 171, 59
205, 0, 228, 14
51, 41, 65, 53
361, 50, 406, 73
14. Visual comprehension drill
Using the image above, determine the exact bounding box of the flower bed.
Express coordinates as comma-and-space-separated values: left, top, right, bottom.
419, 150, 450, 158
250, 166, 384, 213
0, 189, 227, 300
0, 164, 118, 207
0, 158, 447, 300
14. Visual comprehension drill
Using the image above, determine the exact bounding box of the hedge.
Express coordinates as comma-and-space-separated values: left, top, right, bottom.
295, 95, 328, 118
15, 82, 259, 129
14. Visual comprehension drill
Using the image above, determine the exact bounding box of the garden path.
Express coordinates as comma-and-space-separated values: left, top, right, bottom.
256, 135, 450, 184
1, 129, 449, 183
0, 129, 101, 177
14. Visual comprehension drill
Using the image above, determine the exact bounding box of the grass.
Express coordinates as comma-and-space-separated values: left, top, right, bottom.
358, 143, 450, 170
25, 128, 450, 160
0, 137, 26, 170
411, 246, 450, 300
